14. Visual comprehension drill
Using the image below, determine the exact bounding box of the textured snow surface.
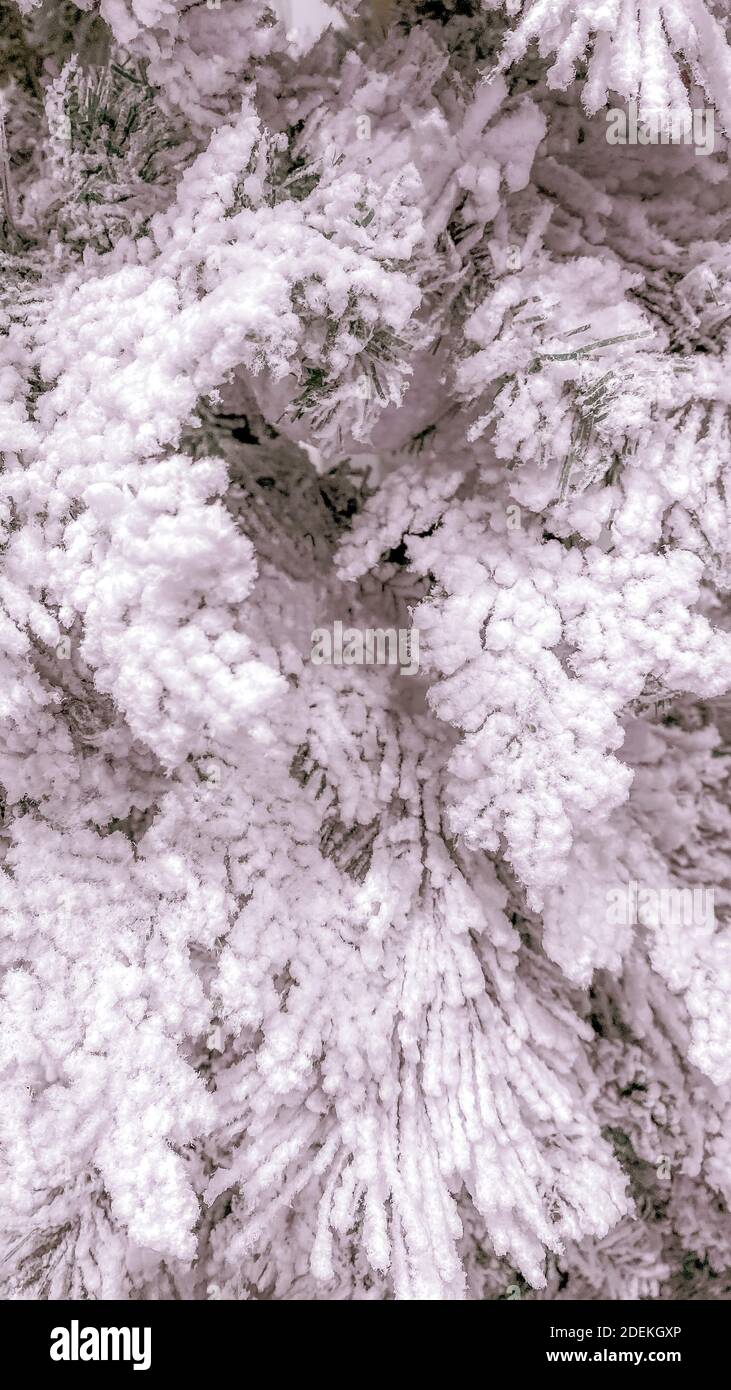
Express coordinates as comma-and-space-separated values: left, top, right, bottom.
1, 0, 731, 1301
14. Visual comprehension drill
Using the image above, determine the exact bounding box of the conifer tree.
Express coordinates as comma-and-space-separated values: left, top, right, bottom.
1, 0, 731, 1301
